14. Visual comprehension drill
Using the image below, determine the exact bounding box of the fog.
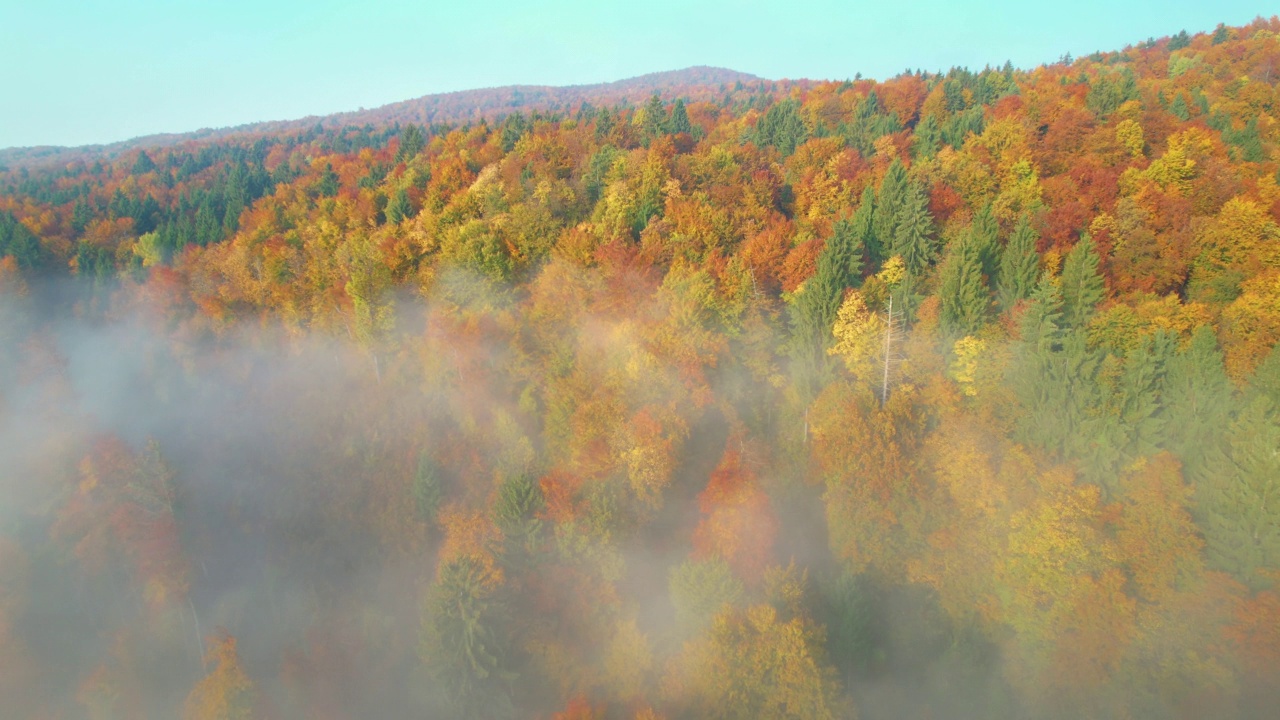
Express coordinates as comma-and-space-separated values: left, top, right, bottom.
1, 270, 1271, 720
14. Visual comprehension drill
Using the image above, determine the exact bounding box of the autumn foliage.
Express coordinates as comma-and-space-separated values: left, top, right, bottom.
2, 18, 1280, 720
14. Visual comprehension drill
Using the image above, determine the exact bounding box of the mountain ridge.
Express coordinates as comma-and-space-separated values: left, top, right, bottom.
0, 66, 767, 166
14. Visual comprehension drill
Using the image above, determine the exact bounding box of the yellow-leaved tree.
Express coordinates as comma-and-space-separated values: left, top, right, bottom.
183, 631, 255, 720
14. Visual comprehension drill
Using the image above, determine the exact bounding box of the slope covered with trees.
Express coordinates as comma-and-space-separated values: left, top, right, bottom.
2, 19, 1280, 720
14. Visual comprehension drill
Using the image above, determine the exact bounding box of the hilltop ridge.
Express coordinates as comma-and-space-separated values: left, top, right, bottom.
0, 66, 767, 167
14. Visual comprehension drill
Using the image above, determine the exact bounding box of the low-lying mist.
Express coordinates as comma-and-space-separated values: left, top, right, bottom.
1, 266, 1277, 720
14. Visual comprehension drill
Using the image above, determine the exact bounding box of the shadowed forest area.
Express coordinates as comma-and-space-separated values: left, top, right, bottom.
2, 18, 1280, 720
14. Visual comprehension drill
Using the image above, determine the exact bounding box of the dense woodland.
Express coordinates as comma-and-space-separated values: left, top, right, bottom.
2, 19, 1280, 720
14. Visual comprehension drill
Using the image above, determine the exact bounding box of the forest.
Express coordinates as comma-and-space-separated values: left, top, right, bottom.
1, 18, 1280, 720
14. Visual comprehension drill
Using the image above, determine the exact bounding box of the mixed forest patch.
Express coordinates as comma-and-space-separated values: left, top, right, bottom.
2, 19, 1280, 720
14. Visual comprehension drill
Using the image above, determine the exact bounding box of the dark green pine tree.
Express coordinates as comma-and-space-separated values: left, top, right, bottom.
1059, 234, 1105, 328
912, 114, 942, 159
413, 454, 444, 523
850, 184, 880, 268
385, 188, 412, 225
1021, 335, 1105, 461
493, 471, 544, 563
194, 200, 221, 246
422, 558, 516, 718
643, 93, 668, 142
397, 123, 426, 162
314, 164, 341, 198
1197, 396, 1280, 590
996, 215, 1040, 311
890, 180, 936, 274
1017, 278, 1064, 371
132, 150, 156, 175
790, 219, 866, 390
1163, 326, 1234, 481
969, 204, 1000, 281
499, 113, 529, 152
0, 211, 47, 271
873, 159, 909, 252
1247, 341, 1280, 407
754, 99, 808, 156
1012, 277, 1069, 451
939, 230, 990, 336
1084, 332, 1175, 489
667, 98, 692, 135
71, 198, 92, 234
1168, 94, 1191, 121
791, 219, 865, 353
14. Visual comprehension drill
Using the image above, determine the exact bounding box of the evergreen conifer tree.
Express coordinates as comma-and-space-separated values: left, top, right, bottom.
912, 115, 942, 159
852, 184, 880, 267
939, 230, 990, 336
997, 215, 1040, 311
1163, 326, 1234, 481
791, 219, 865, 357
667, 98, 692, 135
873, 159, 909, 250
386, 188, 412, 224
890, 180, 936, 274
969, 203, 1000, 281
1059, 234, 1105, 328
1197, 397, 1280, 590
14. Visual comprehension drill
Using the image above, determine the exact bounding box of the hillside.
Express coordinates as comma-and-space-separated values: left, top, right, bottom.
2, 17, 1280, 720
0, 66, 767, 169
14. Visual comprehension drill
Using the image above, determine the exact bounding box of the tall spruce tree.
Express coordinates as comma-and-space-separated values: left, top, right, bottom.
1197, 396, 1280, 590
422, 558, 516, 717
997, 215, 1040, 311
667, 98, 692, 135
912, 115, 942, 159
792, 219, 865, 355
852, 184, 880, 267
1059, 234, 1105, 328
397, 123, 426, 162
385, 188, 412, 224
642, 93, 668, 142
969, 204, 1000, 281
1246, 341, 1280, 407
790, 219, 866, 390
1163, 326, 1234, 481
754, 99, 808, 156
890, 180, 936, 274
939, 230, 990, 336
873, 159, 910, 252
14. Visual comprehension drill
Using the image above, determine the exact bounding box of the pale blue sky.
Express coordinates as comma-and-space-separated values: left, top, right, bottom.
0, 0, 1268, 148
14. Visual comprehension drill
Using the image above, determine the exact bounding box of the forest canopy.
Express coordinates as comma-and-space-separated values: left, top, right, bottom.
2, 18, 1280, 720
